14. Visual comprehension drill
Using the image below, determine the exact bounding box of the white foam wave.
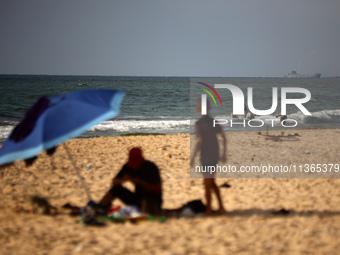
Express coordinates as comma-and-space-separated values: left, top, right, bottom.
0, 126, 14, 139
88, 120, 190, 132
289, 109, 340, 123
0, 119, 190, 140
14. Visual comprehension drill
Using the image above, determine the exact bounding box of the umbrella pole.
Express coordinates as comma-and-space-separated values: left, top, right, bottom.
62, 143, 92, 201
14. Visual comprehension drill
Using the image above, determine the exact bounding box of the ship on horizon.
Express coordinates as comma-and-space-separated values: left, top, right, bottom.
283, 69, 321, 78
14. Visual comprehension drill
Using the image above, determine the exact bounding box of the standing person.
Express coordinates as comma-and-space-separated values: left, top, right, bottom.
98, 147, 162, 215
276, 112, 287, 126
244, 103, 255, 120
190, 99, 227, 215
243, 103, 248, 119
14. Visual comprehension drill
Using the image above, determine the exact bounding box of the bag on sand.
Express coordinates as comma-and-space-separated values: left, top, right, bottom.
183, 200, 206, 213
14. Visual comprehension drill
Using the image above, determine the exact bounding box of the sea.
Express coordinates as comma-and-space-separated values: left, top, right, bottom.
0, 75, 339, 144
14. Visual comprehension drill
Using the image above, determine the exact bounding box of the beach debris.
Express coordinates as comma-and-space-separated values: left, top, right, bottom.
90, 204, 167, 224
179, 200, 206, 217
81, 201, 106, 226
29, 195, 57, 215
180, 207, 196, 217
220, 182, 231, 188
261, 132, 301, 142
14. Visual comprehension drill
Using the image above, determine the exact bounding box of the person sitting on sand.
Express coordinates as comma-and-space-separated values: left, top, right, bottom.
245, 110, 255, 120
98, 147, 162, 215
191, 99, 227, 215
243, 104, 255, 120
231, 113, 238, 119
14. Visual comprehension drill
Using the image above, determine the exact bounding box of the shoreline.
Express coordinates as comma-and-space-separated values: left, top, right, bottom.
1, 126, 339, 145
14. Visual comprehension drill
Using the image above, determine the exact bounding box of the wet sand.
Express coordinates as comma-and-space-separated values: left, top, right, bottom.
0, 129, 340, 254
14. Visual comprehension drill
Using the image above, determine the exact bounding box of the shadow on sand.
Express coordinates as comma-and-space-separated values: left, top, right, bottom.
163, 208, 340, 219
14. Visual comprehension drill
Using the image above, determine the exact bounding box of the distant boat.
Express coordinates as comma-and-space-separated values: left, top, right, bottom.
283, 69, 321, 78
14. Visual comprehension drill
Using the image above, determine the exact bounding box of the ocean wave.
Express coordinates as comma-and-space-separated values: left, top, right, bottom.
0, 120, 190, 142
0, 126, 14, 139
0, 110, 338, 140
88, 119, 190, 132
118, 115, 187, 121
289, 109, 340, 123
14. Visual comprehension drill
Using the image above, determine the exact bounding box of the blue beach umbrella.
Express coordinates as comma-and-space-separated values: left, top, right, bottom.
0, 89, 125, 199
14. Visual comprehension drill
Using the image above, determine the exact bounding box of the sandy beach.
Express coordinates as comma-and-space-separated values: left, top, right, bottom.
1, 128, 340, 255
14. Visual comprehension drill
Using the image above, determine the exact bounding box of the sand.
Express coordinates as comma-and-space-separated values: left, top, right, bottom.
0, 129, 340, 255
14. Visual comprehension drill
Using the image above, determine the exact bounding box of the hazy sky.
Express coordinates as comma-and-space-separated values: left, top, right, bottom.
1, 0, 340, 77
